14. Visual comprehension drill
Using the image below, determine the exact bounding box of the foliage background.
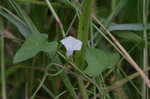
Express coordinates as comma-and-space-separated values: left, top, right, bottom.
0, 0, 150, 99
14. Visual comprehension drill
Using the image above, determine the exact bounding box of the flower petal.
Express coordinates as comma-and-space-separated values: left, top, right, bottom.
61, 36, 82, 56
67, 50, 73, 56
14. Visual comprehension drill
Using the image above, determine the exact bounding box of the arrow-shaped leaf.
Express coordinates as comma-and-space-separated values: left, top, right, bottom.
85, 48, 120, 77
14, 33, 57, 63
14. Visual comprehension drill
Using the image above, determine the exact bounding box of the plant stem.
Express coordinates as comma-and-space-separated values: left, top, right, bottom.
45, 0, 65, 37
77, 77, 88, 99
142, 0, 149, 98
62, 72, 77, 99
75, 0, 93, 68
1, 34, 7, 99
30, 67, 48, 99
74, 0, 94, 99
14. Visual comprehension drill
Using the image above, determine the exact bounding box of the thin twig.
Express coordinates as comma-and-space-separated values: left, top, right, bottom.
45, 0, 65, 37
108, 67, 150, 92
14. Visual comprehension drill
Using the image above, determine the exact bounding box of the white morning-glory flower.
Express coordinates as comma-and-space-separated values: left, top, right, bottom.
61, 36, 82, 56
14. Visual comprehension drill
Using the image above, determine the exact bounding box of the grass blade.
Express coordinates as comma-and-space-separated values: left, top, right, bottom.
142, 0, 149, 98
108, 23, 150, 31
0, 8, 31, 37
0, 24, 7, 99
75, 0, 93, 69
105, 0, 128, 26
74, 0, 94, 99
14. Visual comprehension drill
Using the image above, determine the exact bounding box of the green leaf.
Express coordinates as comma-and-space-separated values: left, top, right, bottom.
0, 8, 31, 37
115, 31, 142, 43
108, 24, 150, 31
0, 21, 4, 35
41, 41, 58, 58
14, 33, 57, 63
85, 48, 120, 76
8, 0, 40, 34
